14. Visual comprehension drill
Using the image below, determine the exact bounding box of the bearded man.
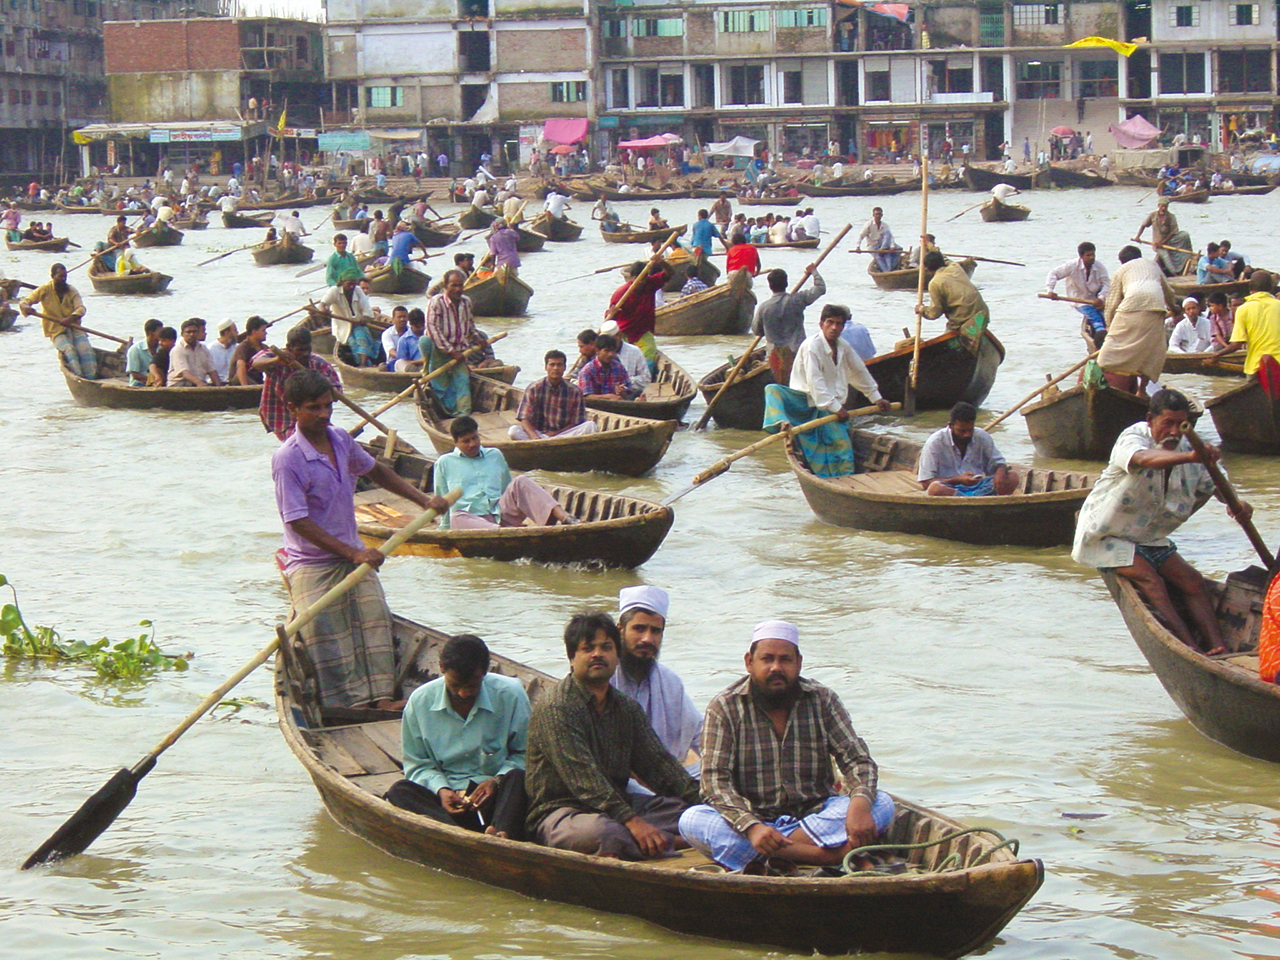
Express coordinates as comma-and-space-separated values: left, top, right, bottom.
20, 262, 94, 378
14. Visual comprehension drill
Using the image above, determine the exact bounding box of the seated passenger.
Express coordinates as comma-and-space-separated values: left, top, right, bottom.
433, 415, 579, 529
385, 634, 531, 839
393, 308, 427, 373
125, 318, 163, 386
917, 401, 1019, 497
147, 326, 177, 386
508, 350, 598, 441
576, 334, 642, 401
678, 620, 895, 873
167, 318, 222, 387
525, 612, 700, 859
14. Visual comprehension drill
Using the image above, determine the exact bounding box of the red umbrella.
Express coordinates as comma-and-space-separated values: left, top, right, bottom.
549, 144, 577, 155
1051, 125, 1075, 137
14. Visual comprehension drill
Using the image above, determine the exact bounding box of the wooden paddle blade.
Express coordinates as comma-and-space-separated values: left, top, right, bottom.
902, 377, 917, 417
22, 760, 152, 869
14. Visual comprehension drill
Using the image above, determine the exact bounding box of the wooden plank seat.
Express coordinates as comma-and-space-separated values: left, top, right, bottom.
439, 410, 518, 445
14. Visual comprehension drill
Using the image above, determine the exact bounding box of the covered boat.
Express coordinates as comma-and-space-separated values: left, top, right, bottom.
1102, 565, 1280, 762
352, 440, 673, 567
1021, 379, 1149, 460
221, 210, 273, 229
979, 198, 1031, 222
600, 223, 687, 244
653, 268, 755, 336
132, 223, 184, 247
868, 258, 976, 292
1205, 378, 1280, 453
61, 346, 260, 410
275, 614, 1043, 958
5, 237, 69, 253
581, 351, 697, 422
252, 235, 314, 266
785, 429, 1093, 547
528, 212, 583, 242
87, 263, 173, 294
415, 375, 676, 476
695, 347, 774, 431
463, 267, 534, 316
331, 356, 518, 392
364, 262, 431, 295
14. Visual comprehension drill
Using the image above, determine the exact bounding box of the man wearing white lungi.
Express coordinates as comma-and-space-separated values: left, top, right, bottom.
1099, 245, 1181, 394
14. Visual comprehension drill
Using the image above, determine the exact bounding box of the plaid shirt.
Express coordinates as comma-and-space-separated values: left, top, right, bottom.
515, 377, 587, 435
700, 676, 877, 833
254, 350, 341, 439
425, 292, 477, 353
577, 356, 634, 397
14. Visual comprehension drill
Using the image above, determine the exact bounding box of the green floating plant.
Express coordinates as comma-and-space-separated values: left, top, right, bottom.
0, 574, 188, 681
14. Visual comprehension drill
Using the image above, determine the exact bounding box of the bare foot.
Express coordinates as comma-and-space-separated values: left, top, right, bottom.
371, 698, 406, 710
483, 827, 509, 839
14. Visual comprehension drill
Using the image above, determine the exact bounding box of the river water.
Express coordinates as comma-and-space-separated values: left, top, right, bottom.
2, 185, 1277, 960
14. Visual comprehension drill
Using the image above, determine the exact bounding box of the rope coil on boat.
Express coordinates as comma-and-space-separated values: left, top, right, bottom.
841, 827, 1020, 876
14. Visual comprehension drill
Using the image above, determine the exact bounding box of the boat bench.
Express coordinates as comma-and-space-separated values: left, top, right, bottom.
311, 720, 405, 797
831, 471, 925, 495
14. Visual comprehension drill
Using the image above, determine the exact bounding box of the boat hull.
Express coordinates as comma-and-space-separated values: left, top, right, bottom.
654, 269, 754, 336
132, 226, 184, 247
62, 347, 260, 409
221, 211, 273, 229
6, 238, 69, 252
1206, 378, 1280, 453
851, 329, 1005, 411
868, 258, 975, 291
979, 199, 1030, 222
1022, 382, 1149, 460
333, 357, 518, 392
601, 224, 687, 244
463, 270, 534, 316
88, 269, 173, 294
528, 213, 583, 241
252, 239, 314, 266
962, 166, 1034, 191
582, 351, 696, 422
695, 348, 774, 431
365, 263, 432, 295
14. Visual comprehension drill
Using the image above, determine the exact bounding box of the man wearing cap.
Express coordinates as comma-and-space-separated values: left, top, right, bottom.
167, 318, 223, 387
678, 620, 893, 873
610, 586, 701, 770
325, 233, 364, 288
319, 269, 378, 368
202, 319, 236, 382
597, 319, 651, 390
1169, 297, 1213, 354
525, 612, 700, 860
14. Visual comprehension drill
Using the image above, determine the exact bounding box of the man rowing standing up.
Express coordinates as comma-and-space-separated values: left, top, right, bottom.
386, 633, 531, 839
1073, 388, 1250, 657
725, 234, 761, 277
678, 620, 894, 874
273, 369, 449, 709
607, 261, 667, 374
275, 209, 308, 238
751, 265, 825, 384
509, 350, 598, 441
1099, 245, 1180, 394
855, 207, 900, 272
425, 269, 490, 416
253, 326, 342, 440
763, 303, 891, 478
433, 415, 579, 529
1136, 198, 1193, 277
486, 218, 521, 275
1046, 241, 1110, 350
917, 251, 992, 335
609, 586, 702, 773
388, 221, 423, 272
1215, 270, 1280, 375
325, 233, 363, 287
167, 317, 223, 387
525, 612, 701, 860
320, 267, 379, 368
917, 402, 1018, 497
20, 262, 94, 379
689, 209, 722, 257
710, 192, 733, 233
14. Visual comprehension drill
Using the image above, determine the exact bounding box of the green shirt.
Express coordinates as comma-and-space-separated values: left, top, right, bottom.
325, 250, 364, 287
401, 672, 530, 794
525, 674, 700, 832
431, 446, 511, 529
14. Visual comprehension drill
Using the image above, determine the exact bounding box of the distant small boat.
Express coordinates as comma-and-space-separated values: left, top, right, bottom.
600, 223, 687, 245
653, 268, 755, 336
87, 264, 173, 295
132, 223, 184, 248
332, 356, 518, 393
463, 267, 534, 317
750, 237, 821, 249
1169, 189, 1210, 204
1046, 166, 1113, 190
962, 165, 1035, 192
5, 237, 69, 252
1168, 275, 1250, 299
738, 195, 803, 206
458, 206, 498, 230
252, 235, 314, 266
979, 197, 1030, 222
867, 258, 975, 292
222, 210, 273, 229
1162, 351, 1245, 377
410, 221, 461, 247
528, 212, 583, 242
61, 346, 259, 409
363, 261, 431, 295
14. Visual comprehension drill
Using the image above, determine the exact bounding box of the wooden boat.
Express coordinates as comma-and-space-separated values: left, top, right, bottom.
738, 195, 802, 206
275, 615, 1043, 958
5, 237, 69, 252
511, 225, 546, 253
1162, 351, 1245, 376
979, 198, 1030, 222
463, 267, 534, 317
53, 200, 107, 215
410, 221, 461, 247
1046, 166, 1113, 189
1113, 169, 1158, 187
1169, 189, 1210, 204
749, 237, 821, 249
334, 355, 518, 392
1205, 378, 1280, 453
962, 165, 1034, 191
654, 268, 755, 336
1168, 275, 1251, 300
87, 263, 173, 295
352, 440, 673, 566
172, 213, 207, 230
61, 346, 260, 410
239, 194, 330, 211
528, 211, 583, 242
132, 223, 183, 248
15, 198, 54, 211
660, 249, 719, 293
785, 429, 1094, 547
593, 185, 689, 202
0, 304, 16, 332
1211, 184, 1277, 197
852, 328, 1005, 411
600, 223, 687, 244
1102, 564, 1280, 762
1021, 380, 1149, 460
458, 206, 498, 230
252, 235, 314, 266
415, 376, 676, 476
222, 210, 273, 229
581, 351, 696, 422
364, 262, 431, 295
696, 347, 774, 430
868, 258, 975, 292
333, 217, 364, 231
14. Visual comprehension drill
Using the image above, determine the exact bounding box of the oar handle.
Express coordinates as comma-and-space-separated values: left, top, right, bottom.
908, 171, 931, 405
1038, 291, 1098, 306
1181, 424, 1275, 568
790, 223, 851, 295
146, 489, 461, 759
605, 230, 682, 318
983, 350, 1099, 430
30, 310, 130, 346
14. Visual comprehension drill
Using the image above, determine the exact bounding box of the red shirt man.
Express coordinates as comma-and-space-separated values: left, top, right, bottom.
725, 241, 761, 276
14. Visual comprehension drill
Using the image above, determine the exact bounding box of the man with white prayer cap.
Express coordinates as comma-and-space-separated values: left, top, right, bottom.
678, 620, 893, 873
610, 585, 701, 771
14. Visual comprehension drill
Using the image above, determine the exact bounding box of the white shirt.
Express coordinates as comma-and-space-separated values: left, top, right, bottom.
219, 195, 238, 213
991, 183, 1019, 203
544, 193, 569, 217
831, 162, 844, 178
616, 340, 652, 390
1169, 315, 1212, 353
274, 213, 306, 236
801, 213, 820, 237
789, 332, 881, 413
472, 189, 490, 208
916, 426, 1006, 482
856, 218, 891, 250
207, 340, 236, 381
351, 232, 375, 256
1046, 256, 1110, 303
381, 323, 406, 361
610, 662, 702, 762
319, 284, 373, 344
1003, 158, 1017, 173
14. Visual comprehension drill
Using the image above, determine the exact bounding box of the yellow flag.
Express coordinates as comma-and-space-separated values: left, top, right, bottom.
277, 107, 287, 133
1065, 36, 1138, 57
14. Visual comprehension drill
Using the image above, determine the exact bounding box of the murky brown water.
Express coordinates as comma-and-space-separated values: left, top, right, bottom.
2, 185, 1278, 959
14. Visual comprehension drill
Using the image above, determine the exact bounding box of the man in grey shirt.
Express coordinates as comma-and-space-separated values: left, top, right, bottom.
917, 401, 1018, 497
750, 266, 825, 383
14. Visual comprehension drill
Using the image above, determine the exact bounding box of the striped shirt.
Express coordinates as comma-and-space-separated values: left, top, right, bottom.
577, 356, 633, 397
514, 377, 587, 435
700, 676, 878, 833
254, 350, 341, 439
425, 292, 477, 353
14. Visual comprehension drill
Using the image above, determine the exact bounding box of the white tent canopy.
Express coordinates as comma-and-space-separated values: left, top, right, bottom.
702, 136, 760, 157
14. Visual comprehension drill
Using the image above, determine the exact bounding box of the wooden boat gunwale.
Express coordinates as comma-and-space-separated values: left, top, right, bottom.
5, 237, 70, 252
600, 223, 688, 244
332, 355, 519, 392
87, 264, 174, 295
581, 350, 697, 422
654, 268, 754, 337
868, 258, 975, 291
61, 346, 261, 410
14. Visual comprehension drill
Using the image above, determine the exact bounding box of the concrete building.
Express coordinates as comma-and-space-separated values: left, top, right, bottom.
322, 0, 594, 171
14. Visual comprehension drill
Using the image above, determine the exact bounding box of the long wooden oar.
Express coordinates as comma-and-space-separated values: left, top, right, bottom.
1131, 236, 1196, 256
1181, 423, 1275, 569
694, 223, 852, 432
557, 259, 637, 284
1038, 291, 1096, 306
983, 350, 1100, 430
942, 253, 1026, 267
29, 310, 130, 346
348, 331, 509, 437
196, 240, 263, 267
604, 230, 682, 320
668, 402, 900, 504
946, 199, 988, 222
64, 235, 136, 275
905, 169, 930, 417
20, 488, 462, 870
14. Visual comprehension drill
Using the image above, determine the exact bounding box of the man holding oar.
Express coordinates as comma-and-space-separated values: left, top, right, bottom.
1135, 198, 1193, 277
1098, 245, 1180, 395
324, 233, 364, 287
607, 260, 668, 374
916, 251, 991, 334
1046, 241, 1110, 349
274, 368, 449, 710
425, 269, 490, 416
19, 262, 94, 379
253, 326, 342, 440
751, 265, 825, 384
318, 268, 379, 367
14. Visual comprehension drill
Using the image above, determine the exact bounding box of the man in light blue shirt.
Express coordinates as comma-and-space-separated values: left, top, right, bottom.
1197, 243, 1234, 285
917, 401, 1018, 497
125, 318, 163, 385
432, 415, 577, 529
688, 209, 721, 255
839, 320, 877, 361
386, 634, 531, 838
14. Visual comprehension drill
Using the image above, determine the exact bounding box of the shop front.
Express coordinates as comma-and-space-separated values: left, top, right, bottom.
861, 116, 916, 163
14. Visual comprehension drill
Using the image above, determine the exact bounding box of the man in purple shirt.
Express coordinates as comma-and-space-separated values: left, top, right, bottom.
272, 369, 448, 709
486, 218, 521, 274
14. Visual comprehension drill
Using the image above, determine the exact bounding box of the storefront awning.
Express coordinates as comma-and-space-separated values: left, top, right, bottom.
617, 134, 681, 149
834, 1, 911, 22
703, 136, 760, 157
365, 129, 424, 141
72, 120, 266, 144
542, 117, 589, 145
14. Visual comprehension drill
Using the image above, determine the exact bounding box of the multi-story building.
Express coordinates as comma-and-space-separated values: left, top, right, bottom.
0, 0, 219, 184
322, 0, 594, 171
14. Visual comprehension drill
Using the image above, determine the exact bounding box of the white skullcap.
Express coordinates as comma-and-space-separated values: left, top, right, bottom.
1182, 296, 1199, 307
598, 319, 621, 337
619, 584, 669, 620
217, 318, 237, 333
751, 619, 800, 650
